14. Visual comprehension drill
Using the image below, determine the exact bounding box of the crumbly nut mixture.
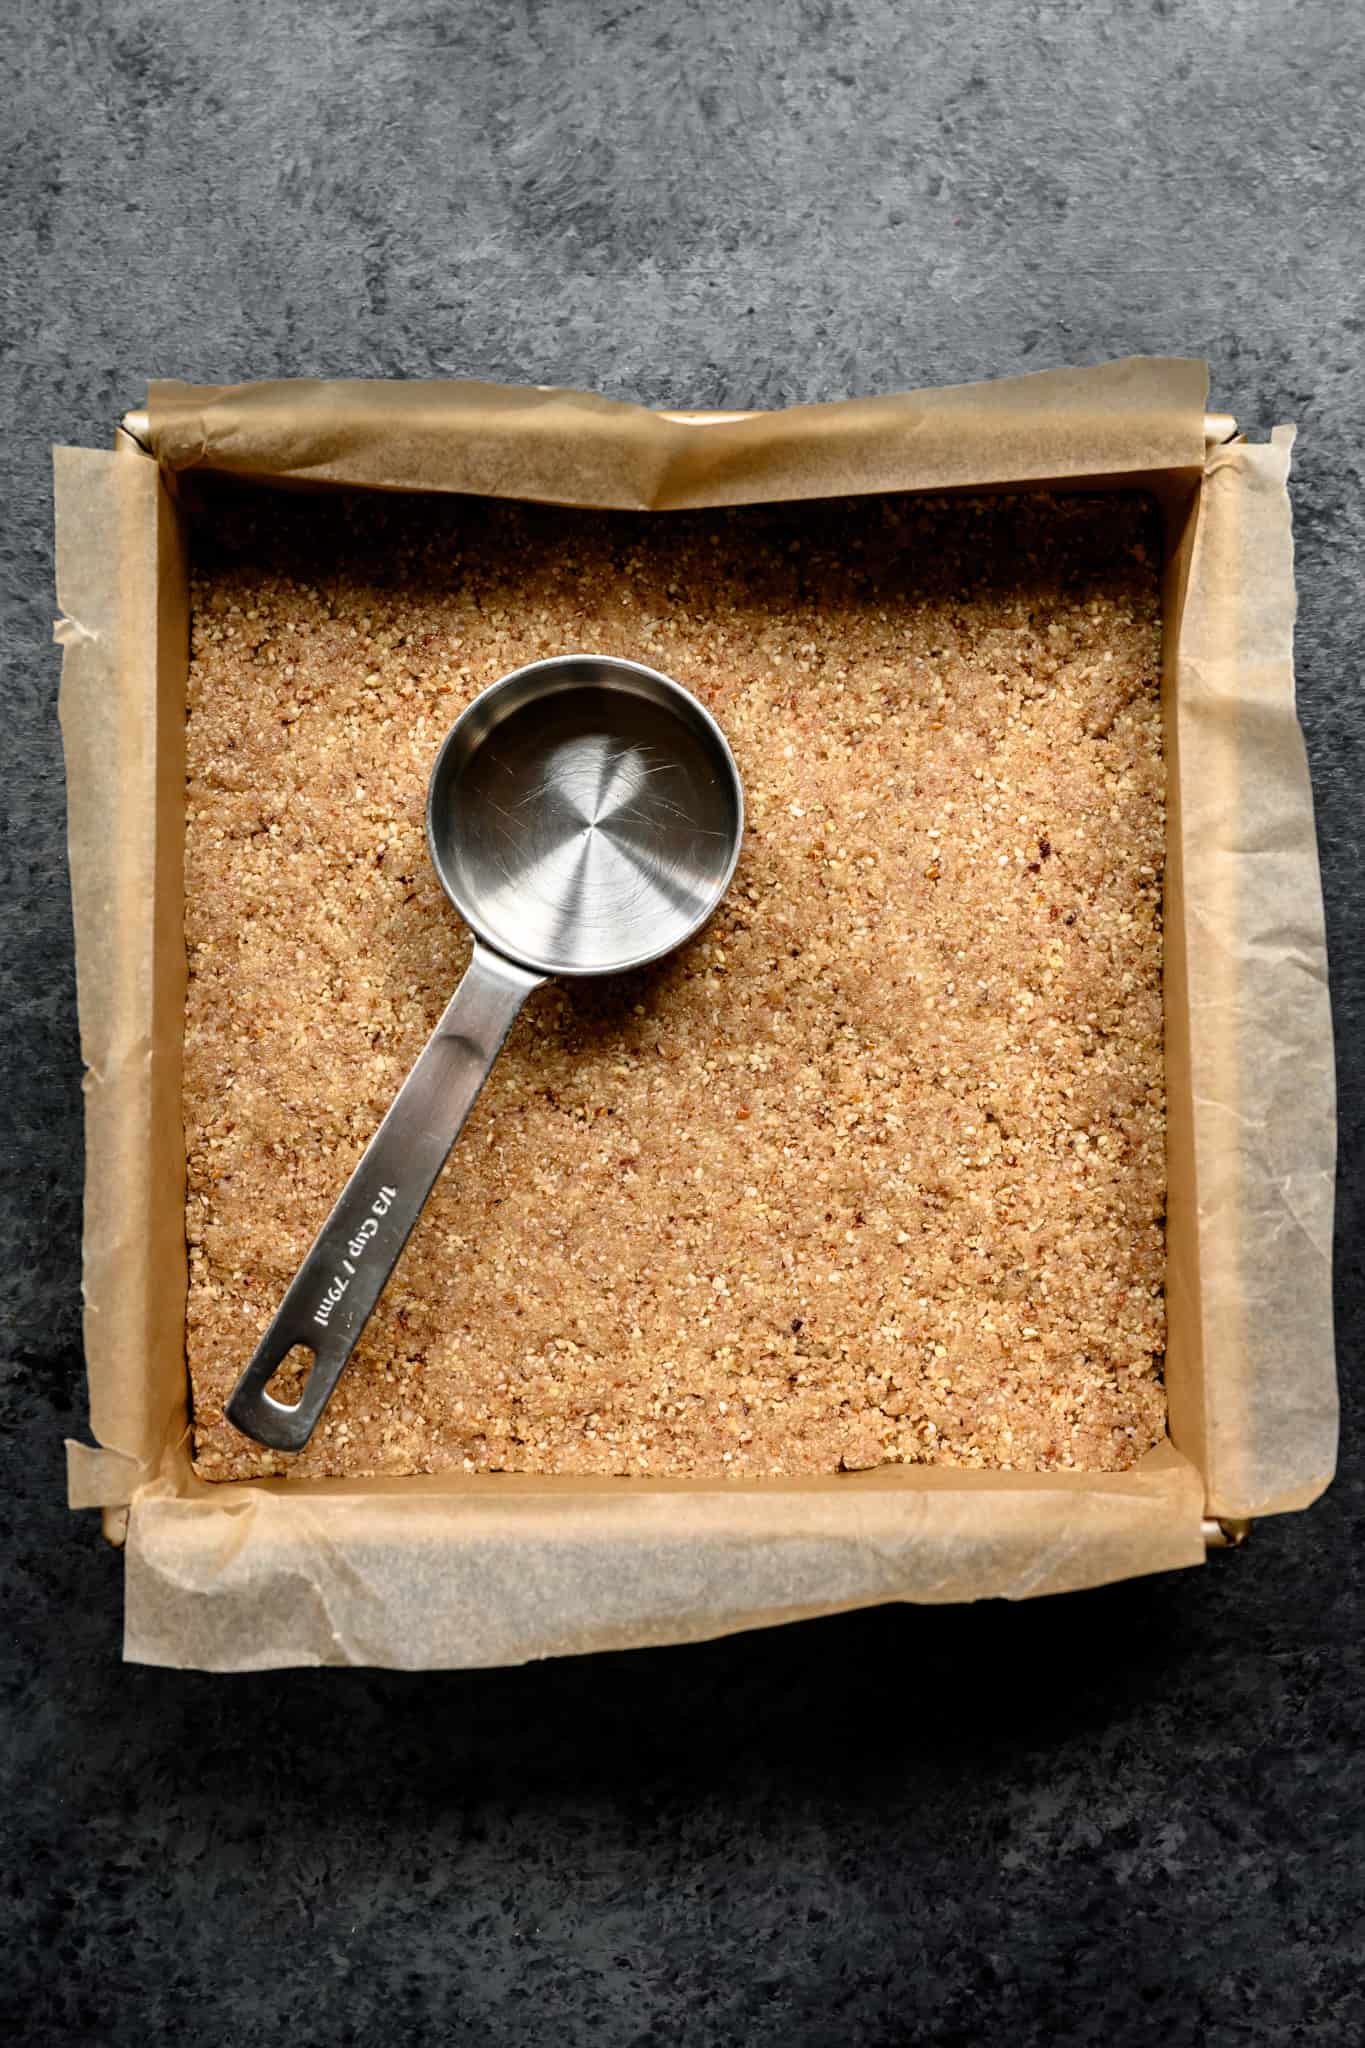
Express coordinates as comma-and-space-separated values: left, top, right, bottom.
184, 484, 1167, 1483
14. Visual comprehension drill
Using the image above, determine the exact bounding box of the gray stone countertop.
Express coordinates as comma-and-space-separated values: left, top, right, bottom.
2, 5, 1361, 2042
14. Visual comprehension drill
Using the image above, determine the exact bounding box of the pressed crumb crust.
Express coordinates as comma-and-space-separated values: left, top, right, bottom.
183, 484, 1167, 1482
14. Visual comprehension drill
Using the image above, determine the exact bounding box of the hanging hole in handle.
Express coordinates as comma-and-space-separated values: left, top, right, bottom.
262, 1343, 317, 1411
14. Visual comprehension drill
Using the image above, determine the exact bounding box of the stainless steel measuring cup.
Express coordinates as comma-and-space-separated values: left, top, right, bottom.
226, 654, 744, 1452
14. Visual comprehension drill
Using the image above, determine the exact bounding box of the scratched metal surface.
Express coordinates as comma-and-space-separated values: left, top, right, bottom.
438, 679, 741, 974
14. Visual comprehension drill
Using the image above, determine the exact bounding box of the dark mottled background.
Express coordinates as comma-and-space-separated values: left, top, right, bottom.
2, 3, 1361, 2042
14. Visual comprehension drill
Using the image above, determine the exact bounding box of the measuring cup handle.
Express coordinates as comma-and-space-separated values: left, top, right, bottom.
225, 943, 544, 1453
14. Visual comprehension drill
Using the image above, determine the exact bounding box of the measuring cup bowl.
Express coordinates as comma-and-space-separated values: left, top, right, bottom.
226, 656, 743, 1452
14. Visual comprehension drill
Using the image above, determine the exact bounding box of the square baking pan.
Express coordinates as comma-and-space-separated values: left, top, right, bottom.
53, 361, 1337, 1668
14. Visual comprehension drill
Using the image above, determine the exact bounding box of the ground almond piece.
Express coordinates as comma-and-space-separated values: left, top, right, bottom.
183, 483, 1167, 1484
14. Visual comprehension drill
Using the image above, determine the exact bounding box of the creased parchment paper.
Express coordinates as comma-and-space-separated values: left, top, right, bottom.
56, 443, 188, 1527
54, 360, 1335, 1670
144, 357, 1205, 509
1163, 427, 1337, 1515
